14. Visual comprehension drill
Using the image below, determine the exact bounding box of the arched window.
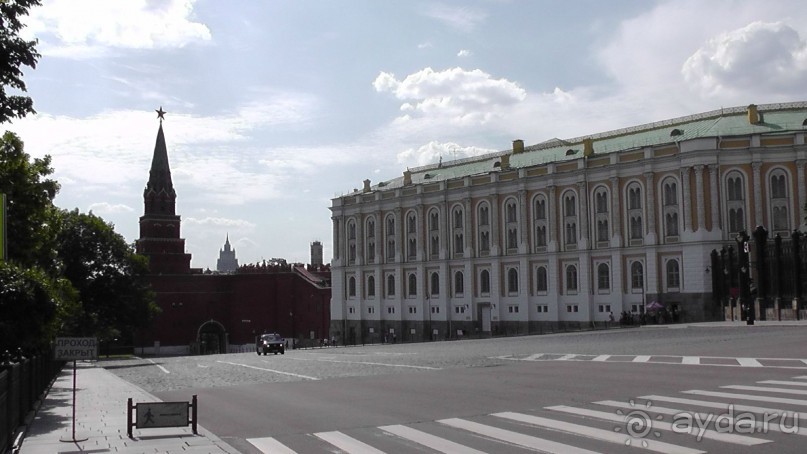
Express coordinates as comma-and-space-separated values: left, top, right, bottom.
408, 273, 417, 297
533, 195, 548, 250
563, 192, 578, 248
769, 169, 790, 235
597, 263, 610, 291
630, 262, 644, 291
726, 172, 746, 235
535, 266, 548, 292
347, 219, 357, 263
504, 198, 519, 253
662, 178, 679, 240
365, 218, 376, 263
385, 215, 396, 261
406, 212, 417, 260
454, 271, 464, 296
452, 206, 464, 258
348, 276, 356, 297
480, 269, 490, 294
428, 209, 440, 259
478, 202, 491, 255
367, 275, 375, 297
595, 185, 610, 246
626, 182, 643, 243
430, 272, 440, 296
386, 274, 395, 296
507, 268, 519, 294
666, 259, 680, 290
566, 265, 578, 292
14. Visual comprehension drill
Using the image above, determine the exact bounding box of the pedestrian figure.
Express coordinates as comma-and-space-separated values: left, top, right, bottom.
609, 311, 614, 322
144, 407, 155, 425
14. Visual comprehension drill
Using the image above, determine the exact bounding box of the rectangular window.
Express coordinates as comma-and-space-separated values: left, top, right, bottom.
430, 306, 439, 314
348, 307, 355, 314
567, 304, 579, 313
387, 307, 395, 314
508, 305, 519, 313
368, 307, 375, 314
408, 307, 417, 314
537, 305, 548, 313
454, 306, 466, 314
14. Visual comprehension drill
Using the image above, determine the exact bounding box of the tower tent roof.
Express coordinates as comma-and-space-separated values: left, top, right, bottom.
145, 123, 176, 196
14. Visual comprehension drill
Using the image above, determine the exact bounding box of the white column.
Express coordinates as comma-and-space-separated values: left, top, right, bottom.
394, 207, 402, 263
577, 181, 589, 248
610, 177, 622, 247
548, 186, 558, 252
356, 213, 364, 266
797, 160, 806, 231
416, 204, 425, 261
518, 189, 528, 253
709, 166, 720, 232
644, 172, 656, 244
752, 161, 763, 230
694, 165, 704, 232
464, 198, 473, 257
439, 201, 448, 260
681, 167, 692, 232
490, 194, 500, 256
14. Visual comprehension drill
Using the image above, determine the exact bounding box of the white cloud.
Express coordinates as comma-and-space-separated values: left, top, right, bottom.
25, 0, 211, 58
396, 141, 495, 167
88, 202, 134, 214
457, 49, 472, 57
184, 217, 256, 229
418, 42, 433, 49
682, 21, 807, 98
422, 4, 487, 32
373, 67, 526, 125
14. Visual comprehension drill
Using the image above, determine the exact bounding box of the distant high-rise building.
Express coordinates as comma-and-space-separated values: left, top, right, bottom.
311, 240, 323, 266
216, 234, 239, 273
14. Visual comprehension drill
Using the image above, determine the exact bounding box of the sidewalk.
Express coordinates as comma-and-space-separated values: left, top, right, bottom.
17, 361, 240, 454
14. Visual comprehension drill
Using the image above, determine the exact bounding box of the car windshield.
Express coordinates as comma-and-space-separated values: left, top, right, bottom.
261, 334, 281, 341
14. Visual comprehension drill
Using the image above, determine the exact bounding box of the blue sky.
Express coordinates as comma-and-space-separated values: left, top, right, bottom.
7, 0, 807, 269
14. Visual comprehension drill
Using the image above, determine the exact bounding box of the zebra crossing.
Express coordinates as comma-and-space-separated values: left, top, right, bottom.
245, 372, 807, 453
493, 353, 807, 369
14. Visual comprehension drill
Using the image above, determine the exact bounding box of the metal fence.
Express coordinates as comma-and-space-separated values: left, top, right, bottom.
0, 350, 63, 454
711, 227, 807, 320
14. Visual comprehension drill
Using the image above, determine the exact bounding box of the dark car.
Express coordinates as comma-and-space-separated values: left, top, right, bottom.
256, 333, 285, 355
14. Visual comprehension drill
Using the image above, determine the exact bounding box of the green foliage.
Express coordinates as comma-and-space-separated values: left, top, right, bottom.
0, 131, 60, 271
0, 0, 41, 123
0, 261, 58, 353
54, 209, 159, 341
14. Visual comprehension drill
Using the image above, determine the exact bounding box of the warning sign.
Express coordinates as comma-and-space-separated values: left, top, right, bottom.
136, 402, 189, 428
54, 337, 98, 360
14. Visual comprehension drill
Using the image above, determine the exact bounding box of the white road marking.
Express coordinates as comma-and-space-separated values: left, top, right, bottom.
596, 400, 806, 436
439, 417, 602, 454
217, 361, 319, 380
558, 354, 579, 360
683, 390, 807, 407
145, 358, 169, 374
737, 358, 763, 367
283, 357, 440, 370
793, 374, 807, 378
633, 355, 652, 363
758, 380, 807, 387
682, 357, 700, 365
643, 394, 807, 420
591, 355, 611, 362
493, 412, 703, 454
380, 424, 487, 454
722, 385, 807, 396
247, 437, 298, 453
524, 353, 545, 360
546, 405, 769, 445
314, 431, 385, 454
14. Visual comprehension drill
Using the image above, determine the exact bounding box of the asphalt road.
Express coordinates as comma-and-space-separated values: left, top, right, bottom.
102, 324, 807, 453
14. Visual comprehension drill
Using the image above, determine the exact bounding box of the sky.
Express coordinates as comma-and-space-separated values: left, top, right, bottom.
6, 0, 807, 269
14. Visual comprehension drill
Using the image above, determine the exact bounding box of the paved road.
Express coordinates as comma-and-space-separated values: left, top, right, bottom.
101, 324, 807, 453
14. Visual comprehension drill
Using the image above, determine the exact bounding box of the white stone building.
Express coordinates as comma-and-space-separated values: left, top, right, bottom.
329, 102, 807, 343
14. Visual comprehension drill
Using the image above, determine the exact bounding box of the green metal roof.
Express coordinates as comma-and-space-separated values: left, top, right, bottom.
369, 101, 807, 192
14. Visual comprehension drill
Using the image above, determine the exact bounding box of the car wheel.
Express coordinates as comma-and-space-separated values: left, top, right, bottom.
281, 351, 285, 355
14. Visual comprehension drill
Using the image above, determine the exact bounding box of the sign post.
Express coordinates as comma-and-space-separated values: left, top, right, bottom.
54, 337, 98, 442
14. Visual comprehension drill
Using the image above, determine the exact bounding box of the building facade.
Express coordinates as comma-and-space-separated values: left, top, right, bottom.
330, 102, 807, 343
216, 234, 239, 273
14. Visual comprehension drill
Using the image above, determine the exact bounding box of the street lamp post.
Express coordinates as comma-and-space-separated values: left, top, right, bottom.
289, 311, 295, 349
736, 231, 753, 325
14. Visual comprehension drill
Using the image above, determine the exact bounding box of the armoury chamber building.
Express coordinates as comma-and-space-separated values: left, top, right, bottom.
330, 102, 807, 343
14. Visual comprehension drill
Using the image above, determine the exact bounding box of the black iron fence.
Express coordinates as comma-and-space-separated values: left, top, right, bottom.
711, 227, 807, 321
0, 350, 63, 453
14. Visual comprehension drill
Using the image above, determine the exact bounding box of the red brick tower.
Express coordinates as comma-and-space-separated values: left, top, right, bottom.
135, 109, 192, 274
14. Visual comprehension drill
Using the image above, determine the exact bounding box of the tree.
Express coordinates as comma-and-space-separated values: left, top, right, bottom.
0, 131, 60, 271
54, 209, 159, 342
0, 0, 41, 123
